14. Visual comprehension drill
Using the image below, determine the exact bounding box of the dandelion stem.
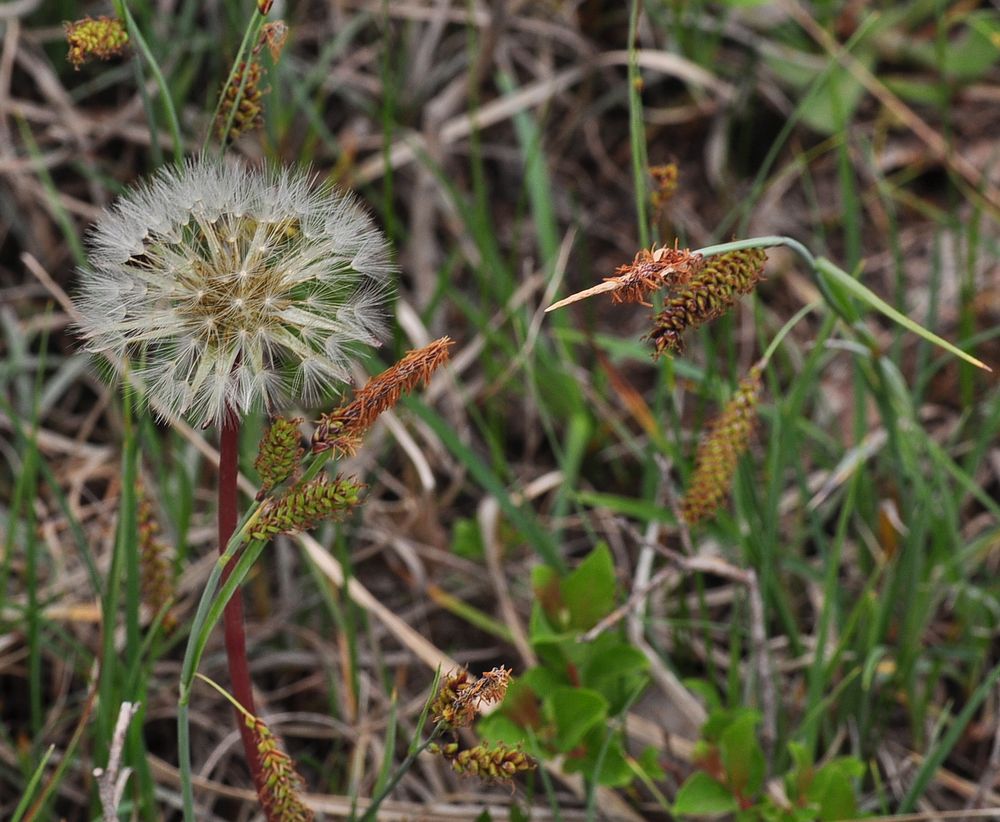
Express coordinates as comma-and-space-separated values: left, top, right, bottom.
217, 414, 269, 809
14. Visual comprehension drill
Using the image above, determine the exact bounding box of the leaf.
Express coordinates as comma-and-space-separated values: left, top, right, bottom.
765, 48, 875, 135
450, 517, 484, 559
531, 564, 563, 626
720, 710, 765, 798
815, 257, 991, 372
476, 712, 527, 746
683, 678, 723, 713
581, 642, 650, 714
548, 686, 607, 752
674, 771, 740, 817
573, 490, 675, 523
562, 543, 617, 630
906, 12, 1000, 81
562, 726, 633, 786
808, 758, 865, 821
636, 745, 667, 782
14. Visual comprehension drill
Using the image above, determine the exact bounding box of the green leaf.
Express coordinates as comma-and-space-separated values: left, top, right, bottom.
808, 757, 864, 820
563, 726, 633, 786
674, 771, 740, 817
765, 48, 874, 135
684, 678, 723, 713
573, 490, 675, 523
906, 12, 1000, 81
548, 686, 607, 752
531, 564, 564, 626
476, 712, 525, 746
562, 544, 617, 630
581, 642, 650, 714
450, 517, 484, 559
720, 710, 765, 797
815, 257, 991, 372
636, 745, 667, 782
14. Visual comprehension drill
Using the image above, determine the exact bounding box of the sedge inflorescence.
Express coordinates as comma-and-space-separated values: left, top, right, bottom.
250, 475, 363, 539
681, 364, 763, 524
244, 714, 314, 822
74, 159, 393, 426
64, 16, 129, 69
647, 247, 767, 356
312, 336, 454, 456
427, 666, 534, 783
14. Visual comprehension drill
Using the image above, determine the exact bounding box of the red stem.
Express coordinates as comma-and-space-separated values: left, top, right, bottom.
218, 415, 268, 805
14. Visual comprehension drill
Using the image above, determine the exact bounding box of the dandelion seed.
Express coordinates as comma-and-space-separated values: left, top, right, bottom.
74, 159, 394, 426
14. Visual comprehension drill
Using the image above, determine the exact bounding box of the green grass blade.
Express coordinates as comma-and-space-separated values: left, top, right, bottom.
10, 745, 55, 822
814, 256, 990, 371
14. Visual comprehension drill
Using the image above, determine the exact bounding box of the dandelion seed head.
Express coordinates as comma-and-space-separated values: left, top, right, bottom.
75, 158, 394, 426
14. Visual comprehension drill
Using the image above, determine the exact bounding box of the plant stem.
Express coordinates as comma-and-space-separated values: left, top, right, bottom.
111, 0, 184, 163
218, 415, 267, 806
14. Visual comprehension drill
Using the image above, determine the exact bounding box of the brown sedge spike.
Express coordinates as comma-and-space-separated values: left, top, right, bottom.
64, 16, 129, 69
216, 59, 266, 142
647, 247, 767, 356
254, 416, 304, 501
137, 487, 177, 632
681, 364, 763, 524
545, 243, 703, 313
608, 242, 702, 305
446, 742, 535, 781
251, 475, 363, 539
245, 713, 314, 822
430, 666, 511, 729
649, 162, 679, 220
312, 336, 454, 456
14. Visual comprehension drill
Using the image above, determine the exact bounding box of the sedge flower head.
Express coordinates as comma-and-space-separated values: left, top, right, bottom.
74, 158, 394, 426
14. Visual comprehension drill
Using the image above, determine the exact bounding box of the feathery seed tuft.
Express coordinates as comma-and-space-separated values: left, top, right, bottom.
74, 159, 394, 426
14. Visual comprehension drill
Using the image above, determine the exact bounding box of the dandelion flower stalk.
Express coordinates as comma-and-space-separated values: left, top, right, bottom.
73, 158, 393, 820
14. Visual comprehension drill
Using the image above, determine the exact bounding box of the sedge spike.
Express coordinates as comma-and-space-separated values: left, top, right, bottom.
445, 742, 535, 781
312, 336, 454, 455
608, 243, 702, 305
137, 489, 176, 632
254, 416, 304, 500
430, 666, 511, 729
245, 714, 314, 822
649, 162, 679, 220
681, 365, 763, 524
647, 247, 767, 356
217, 59, 266, 142
64, 16, 128, 69
251, 476, 363, 539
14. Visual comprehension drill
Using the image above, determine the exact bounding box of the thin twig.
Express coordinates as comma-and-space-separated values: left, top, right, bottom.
967, 684, 1000, 812
93, 701, 141, 822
